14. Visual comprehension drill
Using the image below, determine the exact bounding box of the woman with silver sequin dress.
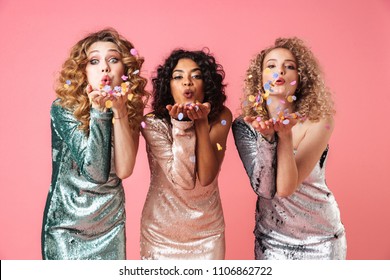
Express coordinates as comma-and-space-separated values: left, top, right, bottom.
140, 49, 232, 259
42, 29, 148, 259
232, 37, 346, 260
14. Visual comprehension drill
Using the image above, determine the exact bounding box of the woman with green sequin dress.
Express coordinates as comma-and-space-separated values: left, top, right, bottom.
41, 28, 148, 260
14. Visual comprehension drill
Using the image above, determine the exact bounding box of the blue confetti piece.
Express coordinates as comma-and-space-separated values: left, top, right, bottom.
221, 119, 227, 126
267, 99, 272, 105
272, 73, 279, 79
178, 112, 184, 120
264, 82, 271, 90
65, 80, 71, 85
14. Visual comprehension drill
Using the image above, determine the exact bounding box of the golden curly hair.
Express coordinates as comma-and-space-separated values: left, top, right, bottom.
241, 37, 335, 121
55, 28, 149, 132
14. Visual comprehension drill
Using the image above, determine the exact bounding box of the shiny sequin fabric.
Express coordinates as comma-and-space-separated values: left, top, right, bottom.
232, 117, 346, 260
42, 100, 126, 260
140, 115, 225, 259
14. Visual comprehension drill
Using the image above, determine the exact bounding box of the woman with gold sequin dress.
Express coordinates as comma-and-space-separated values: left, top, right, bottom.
232, 37, 346, 259
41, 28, 148, 259
140, 49, 232, 259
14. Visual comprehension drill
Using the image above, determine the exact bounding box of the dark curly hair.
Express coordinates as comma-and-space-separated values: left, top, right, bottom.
151, 49, 227, 124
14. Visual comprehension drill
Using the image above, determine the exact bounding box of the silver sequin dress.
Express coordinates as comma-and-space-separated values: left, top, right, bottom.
42, 100, 126, 260
232, 117, 346, 260
140, 115, 225, 260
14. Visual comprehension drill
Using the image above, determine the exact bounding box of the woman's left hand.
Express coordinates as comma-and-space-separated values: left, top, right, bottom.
185, 101, 211, 122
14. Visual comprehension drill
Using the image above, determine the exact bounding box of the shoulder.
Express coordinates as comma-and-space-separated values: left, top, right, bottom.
213, 106, 233, 126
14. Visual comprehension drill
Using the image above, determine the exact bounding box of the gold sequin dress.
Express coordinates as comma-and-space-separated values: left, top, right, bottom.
140, 115, 225, 259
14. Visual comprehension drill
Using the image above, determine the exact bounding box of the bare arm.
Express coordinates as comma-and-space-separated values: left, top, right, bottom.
275, 117, 334, 197
111, 92, 141, 179
187, 104, 232, 186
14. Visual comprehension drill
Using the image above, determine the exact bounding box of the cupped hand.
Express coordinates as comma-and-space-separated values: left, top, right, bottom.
244, 116, 275, 142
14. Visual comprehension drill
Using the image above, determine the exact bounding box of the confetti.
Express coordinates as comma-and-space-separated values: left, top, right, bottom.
216, 143, 223, 151
130, 48, 138, 56
256, 116, 262, 122
121, 75, 128, 81
280, 99, 286, 104
267, 99, 272, 105
247, 74, 253, 79
248, 95, 256, 102
264, 68, 271, 74
178, 112, 184, 120
272, 73, 279, 79
290, 80, 297, 85
282, 119, 290, 125
189, 155, 196, 163
141, 121, 146, 128
66, 80, 71, 85
264, 82, 271, 91
64, 84, 69, 89
105, 100, 113, 108
221, 119, 227, 126
133, 69, 140, 75
287, 95, 297, 103
128, 93, 134, 101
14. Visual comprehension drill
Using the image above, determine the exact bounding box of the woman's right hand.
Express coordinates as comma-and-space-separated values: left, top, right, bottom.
244, 116, 276, 142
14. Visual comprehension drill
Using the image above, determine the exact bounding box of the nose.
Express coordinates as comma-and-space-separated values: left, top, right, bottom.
101, 61, 110, 73
278, 66, 285, 75
183, 76, 193, 86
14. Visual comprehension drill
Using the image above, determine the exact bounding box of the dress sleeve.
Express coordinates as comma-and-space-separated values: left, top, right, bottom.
50, 101, 112, 183
232, 117, 277, 199
141, 115, 196, 190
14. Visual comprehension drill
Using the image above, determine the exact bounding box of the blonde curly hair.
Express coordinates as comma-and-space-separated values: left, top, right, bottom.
55, 28, 149, 132
241, 37, 335, 121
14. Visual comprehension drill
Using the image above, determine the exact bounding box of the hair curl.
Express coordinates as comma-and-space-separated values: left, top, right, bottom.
55, 28, 149, 132
241, 37, 335, 121
151, 49, 227, 124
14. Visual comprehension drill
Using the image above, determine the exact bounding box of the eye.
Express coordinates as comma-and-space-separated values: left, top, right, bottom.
266, 64, 276, 69
172, 75, 182, 80
108, 57, 119, 63
191, 74, 203, 80
89, 59, 99, 65
286, 64, 296, 70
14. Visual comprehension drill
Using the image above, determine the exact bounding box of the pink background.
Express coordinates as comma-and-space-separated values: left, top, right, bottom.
0, 0, 389, 260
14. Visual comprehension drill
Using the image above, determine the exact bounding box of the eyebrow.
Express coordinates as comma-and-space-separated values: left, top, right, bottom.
172, 68, 202, 74
87, 49, 121, 56
266, 58, 296, 64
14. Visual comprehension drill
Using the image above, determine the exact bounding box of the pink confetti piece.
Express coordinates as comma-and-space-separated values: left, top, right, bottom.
290, 80, 297, 85
121, 75, 128, 81
189, 155, 196, 163
256, 116, 262, 122
130, 48, 138, 56
141, 121, 146, 128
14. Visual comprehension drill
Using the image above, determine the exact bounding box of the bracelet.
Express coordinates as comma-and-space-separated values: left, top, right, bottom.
114, 114, 127, 119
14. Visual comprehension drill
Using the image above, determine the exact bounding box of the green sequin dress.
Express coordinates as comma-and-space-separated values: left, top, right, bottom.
42, 100, 126, 259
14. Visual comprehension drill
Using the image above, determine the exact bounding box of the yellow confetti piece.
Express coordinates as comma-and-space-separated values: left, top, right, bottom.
264, 68, 271, 74
146, 113, 155, 117
216, 143, 223, 151
105, 100, 113, 108
263, 91, 269, 99
248, 95, 256, 102
112, 118, 115, 124
64, 84, 69, 89
128, 93, 134, 101
287, 96, 294, 102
